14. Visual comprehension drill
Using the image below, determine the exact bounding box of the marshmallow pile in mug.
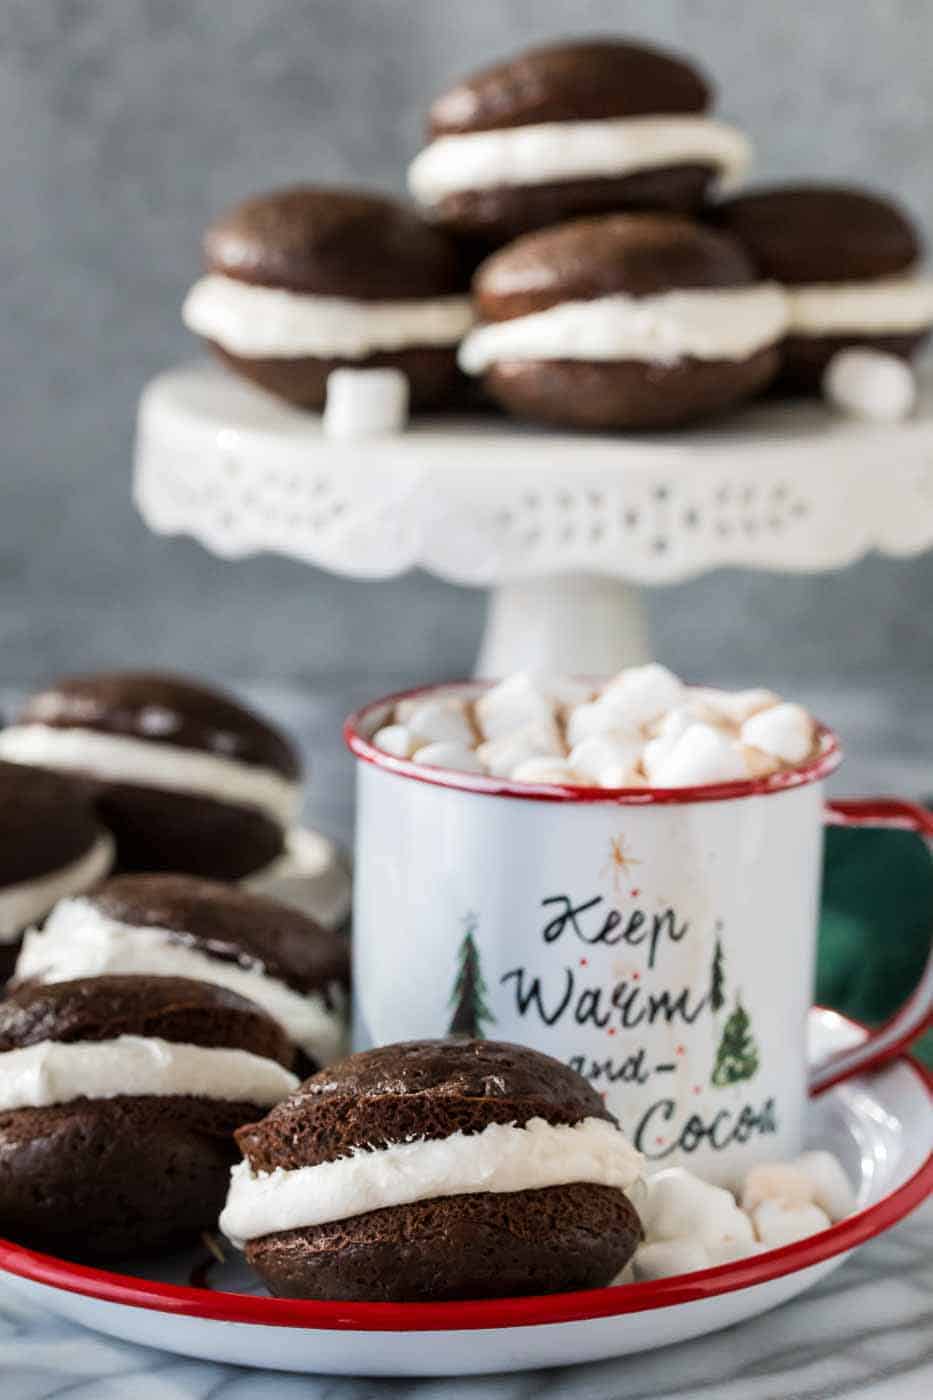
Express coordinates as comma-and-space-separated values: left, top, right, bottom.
371, 664, 817, 788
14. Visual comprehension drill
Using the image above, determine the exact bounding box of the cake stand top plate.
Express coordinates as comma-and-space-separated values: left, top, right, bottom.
135, 364, 933, 587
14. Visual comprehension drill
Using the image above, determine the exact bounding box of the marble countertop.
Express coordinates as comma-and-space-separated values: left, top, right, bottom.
0, 675, 929, 1397
1, 1199, 931, 1398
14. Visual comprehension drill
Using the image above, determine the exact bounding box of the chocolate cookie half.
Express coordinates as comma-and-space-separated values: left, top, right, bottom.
221, 1038, 643, 1302
0, 975, 298, 1256
408, 39, 751, 243
0, 761, 113, 985
0, 672, 301, 880
15, 874, 349, 1071
183, 187, 471, 409
459, 213, 787, 429
712, 185, 933, 391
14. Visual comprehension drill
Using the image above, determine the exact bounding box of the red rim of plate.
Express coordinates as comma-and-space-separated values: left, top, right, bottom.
0, 1022, 929, 1334
343, 681, 842, 804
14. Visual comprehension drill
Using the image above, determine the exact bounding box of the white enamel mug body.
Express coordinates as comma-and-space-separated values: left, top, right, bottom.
346, 686, 933, 1187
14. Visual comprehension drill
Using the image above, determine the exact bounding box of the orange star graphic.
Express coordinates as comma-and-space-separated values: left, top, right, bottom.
602, 834, 641, 895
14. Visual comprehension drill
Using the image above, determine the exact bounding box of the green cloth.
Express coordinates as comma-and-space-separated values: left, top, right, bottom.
819, 824, 933, 1066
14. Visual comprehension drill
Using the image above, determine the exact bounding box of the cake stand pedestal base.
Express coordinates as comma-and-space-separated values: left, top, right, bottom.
475, 573, 651, 677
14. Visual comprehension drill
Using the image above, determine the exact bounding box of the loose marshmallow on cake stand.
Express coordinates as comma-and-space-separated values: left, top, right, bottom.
134, 362, 933, 676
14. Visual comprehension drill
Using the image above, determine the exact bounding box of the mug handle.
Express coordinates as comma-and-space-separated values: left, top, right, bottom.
808, 797, 933, 1096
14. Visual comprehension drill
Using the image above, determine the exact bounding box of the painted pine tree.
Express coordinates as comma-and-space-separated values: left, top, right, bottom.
709, 935, 726, 1014
447, 915, 495, 1038
711, 995, 759, 1087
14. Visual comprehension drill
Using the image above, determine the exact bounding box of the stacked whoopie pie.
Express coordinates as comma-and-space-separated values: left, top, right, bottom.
220, 1039, 643, 1302
0, 671, 302, 881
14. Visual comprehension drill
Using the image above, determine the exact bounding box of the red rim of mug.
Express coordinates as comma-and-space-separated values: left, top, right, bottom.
343, 680, 842, 803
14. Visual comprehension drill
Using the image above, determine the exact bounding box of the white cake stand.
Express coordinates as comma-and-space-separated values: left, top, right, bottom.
134, 365, 933, 675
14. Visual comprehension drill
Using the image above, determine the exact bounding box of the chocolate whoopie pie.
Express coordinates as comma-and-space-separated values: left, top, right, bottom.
408, 39, 751, 244
221, 1039, 643, 1302
183, 187, 472, 409
0, 761, 113, 985
0, 975, 298, 1256
713, 185, 933, 391
458, 213, 787, 429
15, 874, 350, 1072
0, 672, 301, 881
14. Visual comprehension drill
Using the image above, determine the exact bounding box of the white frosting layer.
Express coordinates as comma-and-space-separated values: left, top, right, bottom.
0, 725, 300, 828
786, 275, 933, 336
0, 1035, 299, 1112
458, 285, 788, 373
408, 115, 751, 204
16, 900, 347, 1066
220, 1115, 643, 1247
0, 832, 114, 943
183, 275, 474, 360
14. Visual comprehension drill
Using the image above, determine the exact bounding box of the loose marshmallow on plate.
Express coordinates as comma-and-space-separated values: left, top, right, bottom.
650, 723, 749, 787
752, 1198, 831, 1248
741, 702, 814, 766
372, 723, 419, 759
741, 1162, 816, 1214
633, 1240, 711, 1281
478, 722, 564, 778
510, 756, 580, 784
823, 348, 917, 424
568, 735, 642, 788
601, 663, 685, 728
639, 1169, 756, 1256
794, 1151, 856, 1221
475, 674, 556, 740
404, 700, 475, 747
412, 741, 485, 774
323, 367, 410, 440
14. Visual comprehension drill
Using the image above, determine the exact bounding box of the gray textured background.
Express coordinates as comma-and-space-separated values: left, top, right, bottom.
2, 0, 932, 704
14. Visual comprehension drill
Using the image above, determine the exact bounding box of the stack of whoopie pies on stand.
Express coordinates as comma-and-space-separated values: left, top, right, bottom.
182, 35, 932, 431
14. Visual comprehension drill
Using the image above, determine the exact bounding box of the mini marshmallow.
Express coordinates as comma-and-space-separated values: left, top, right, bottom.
823, 348, 917, 424
689, 687, 779, 725
741, 745, 782, 779
371, 723, 419, 759
641, 707, 695, 778
639, 1169, 756, 1255
566, 696, 644, 748
520, 671, 595, 709
601, 663, 685, 728
478, 722, 564, 778
706, 1238, 767, 1267
741, 1162, 816, 1214
475, 674, 556, 741
741, 702, 814, 766
509, 756, 580, 784
412, 741, 485, 774
633, 1240, 711, 1281
394, 692, 466, 725
650, 723, 749, 788
611, 1260, 636, 1287
405, 700, 475, 747
568, 735, 642, 788
322, 367, 410, 439
752, 1198, 831, 1249
794, 1151, 856, 1222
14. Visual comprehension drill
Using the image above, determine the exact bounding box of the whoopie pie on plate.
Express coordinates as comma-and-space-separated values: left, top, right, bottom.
408, 38, 750, 244
0, 975, 298, 1256
458, 213, 787, 429
0, 761, 113, 985
712, 184, 933, 390
0, 671, 302, 881
15, 873, 350, 1072
220, 1038, 643, 1302
183, 186, 472, 409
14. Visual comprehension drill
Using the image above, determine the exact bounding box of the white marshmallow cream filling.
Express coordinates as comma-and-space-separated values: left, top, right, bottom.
0, 1035, 299, 1113
408, 115, 752, 205
785, 274, 933, 336
458, 284, 788, 374
17, 899, 347, 1067
0, 832, 114, 944
183, 275, 474, 360
220, 1115, 644, 1248
0, 724, 300, 828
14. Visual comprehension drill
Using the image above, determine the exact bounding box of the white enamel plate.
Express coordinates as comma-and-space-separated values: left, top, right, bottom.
0, 1010, 929, 1377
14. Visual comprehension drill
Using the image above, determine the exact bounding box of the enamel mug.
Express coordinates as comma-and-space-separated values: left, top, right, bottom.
345, 685, 933, 1186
